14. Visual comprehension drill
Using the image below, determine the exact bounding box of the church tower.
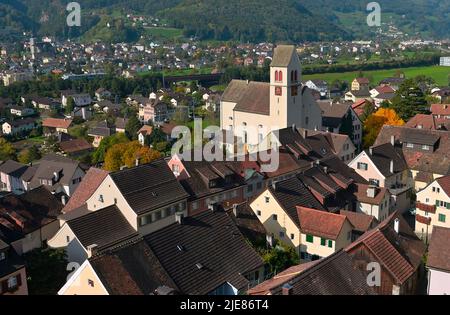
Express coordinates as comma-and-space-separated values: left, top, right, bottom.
269, 45, 303, 129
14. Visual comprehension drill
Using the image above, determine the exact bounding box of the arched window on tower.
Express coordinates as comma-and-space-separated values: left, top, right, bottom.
295, 70, 298, 82
291, 71, 294, 82
279, 71, 283, 82
275, 71, 279, 82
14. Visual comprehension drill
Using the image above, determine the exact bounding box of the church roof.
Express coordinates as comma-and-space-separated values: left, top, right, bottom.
233, 82, 270, 116
222, 80, 249, 103
271, 45, 296, 67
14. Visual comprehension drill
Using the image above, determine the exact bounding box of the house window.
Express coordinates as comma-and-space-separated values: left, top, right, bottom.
305, 116, 309, 125
357, 162, 368, 171
88, 279, 95, 287
422, 145, 430, 151
439, 214, 446, 223
320, 238, 326, 246
275, 71, 279, 82
306, 235, 314, 243
191, 202, 199, 211
279, 71, 283, 82
247, 185, 254, 193
279, 232, 285, 238
7, 276, 18, 289
0, 252, 5, 261
369, 179, 380, 187
257, 182, 263, 190
265, 196, 270, 203
347, 231, 352, 240
66, 236, 70, 243
257, 210, 261, 216
290, 234, 295, 240
272, 214, 278, 221
328, 240, 333, 248
406, 143, 413, 148
98, 195, 104, 203
172, 164, 180, 173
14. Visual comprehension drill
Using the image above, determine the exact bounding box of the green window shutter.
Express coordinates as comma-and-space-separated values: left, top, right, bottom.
320, 238, 326, 246
447, 203, 450, 210
439, 214, 446, 223
436, 200, 440, 207
306, 235, 314, 243
328, 240, 333, 248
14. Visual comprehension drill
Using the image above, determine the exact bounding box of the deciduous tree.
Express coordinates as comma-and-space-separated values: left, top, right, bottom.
363, 108, 405, 148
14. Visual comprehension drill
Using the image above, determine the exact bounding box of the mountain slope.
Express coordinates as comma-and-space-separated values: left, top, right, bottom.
0, 0, 449, 42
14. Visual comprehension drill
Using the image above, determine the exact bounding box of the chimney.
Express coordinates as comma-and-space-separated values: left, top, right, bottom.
390, 135, 395, 146
272, 181, 278, 191
61, 195, 67, 206
369, 147, 373, 155
208, 203, 217, 212
367, 186, 377, 198
135, 158, 140, 167
323, 166, 328, 174
175, 212, 184, 224
394, 218, 400, 234
282, 283, 293, 295
390, 160, 394, 174
87, 244, 98, 258
303, 129, 308, 139
292, 124, 296, 133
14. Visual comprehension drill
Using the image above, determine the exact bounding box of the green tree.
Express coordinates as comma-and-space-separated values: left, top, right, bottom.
0, 137, 16, 160
261, 242, 299, 275
23, 248, 68, 295
389, 79, 429, 120
125, 116, 142, 140
92, 132, 129, 164
18, 146, 41, 164
65, 96, 75, 115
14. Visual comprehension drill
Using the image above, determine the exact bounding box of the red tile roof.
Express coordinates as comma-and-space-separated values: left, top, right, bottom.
428, 226, 450, 271
62, 167, 109, 214
297, 206, 349, 240
355, 77, 370, 84
430, 104, 450, 116
353, 184, 387, 205
346, 212, 426, 284
374, 85, 395, 94
340, 210, 377, 233
436, 175, 450, 197
42, 118, 73, 129
59, 139, 93, 154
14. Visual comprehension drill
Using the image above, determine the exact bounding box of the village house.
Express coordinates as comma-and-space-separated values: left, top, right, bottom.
318, 100, 363, 148
58, 209, 265, 295
303, 79, 329, 99
0, 240, 28, 295
2, 118, 36, 136
349, 141, 412, 213
220, 45, 323, 152
351, 78, 370, 91
345, 212, 426, 295
0, 160, 32, 194
248, 250, 375, 295
375, 126, 450, 191
405, 114, 450, 131
42, 118, 73, 135
426, 226, 450, 295
415, 175, 450, 241
95, 88, 112, 101
115, 118, 128, 134
88, 121, 115, 148
9, 106, 35, 117
353, 184, 390, 221
137, 125, 153, 146
59, 139, 93, 157
0, 186, 63, 255
167, 155, 247, 216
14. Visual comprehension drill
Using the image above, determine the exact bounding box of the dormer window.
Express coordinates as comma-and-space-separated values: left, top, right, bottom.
98, 195, 104, 203
0, 252, 5, 261
209, 179, 218, 188
422, 145, 430, 151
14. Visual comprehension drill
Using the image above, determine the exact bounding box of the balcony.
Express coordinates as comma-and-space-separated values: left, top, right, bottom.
416, 214, 432, 226
416, 202, 436, 214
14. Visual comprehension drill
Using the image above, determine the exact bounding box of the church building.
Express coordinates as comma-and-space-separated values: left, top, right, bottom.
220, 45, 323, 152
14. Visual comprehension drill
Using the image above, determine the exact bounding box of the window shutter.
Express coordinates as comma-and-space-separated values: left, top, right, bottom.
16, 274, 22, 286
1, 280, 7, 293
436, 200, 440, 207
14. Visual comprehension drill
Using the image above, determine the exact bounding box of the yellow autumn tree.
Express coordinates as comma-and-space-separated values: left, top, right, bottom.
363, 108, 405, 148
103, 141, 162, 171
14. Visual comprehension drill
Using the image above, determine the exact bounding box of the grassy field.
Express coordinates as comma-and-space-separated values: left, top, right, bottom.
143, 27, 184, 40
303, 66, 450, 86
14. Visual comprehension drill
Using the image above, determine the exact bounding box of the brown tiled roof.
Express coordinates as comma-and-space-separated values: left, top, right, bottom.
375, 126, 450, 175
271, 45, 296, 67
346, 212, 426, 284
59, 138, 93, 154
340, 210, 377, 233
355, 77, 370, 84
42, 118, 72, 129
406, 114, 437, 130
250, 251, 375, 295
222, 80, 249, 103
247, 260, 319, 295
353, 184, 387, 205
67, 205, 139, 250
62, 167, 109, 214
90, 239, 179, 295
297, 206, 349, 240
318, 101, 352, 119
233, 81, 270, 115
145, 209, 264, 294
366, 142, 408, 177
0, 186, 63, 243
138, 125, 153, 136
430, 104, 450, 116
436, 175, 450, 197
427, 226, 450, 271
